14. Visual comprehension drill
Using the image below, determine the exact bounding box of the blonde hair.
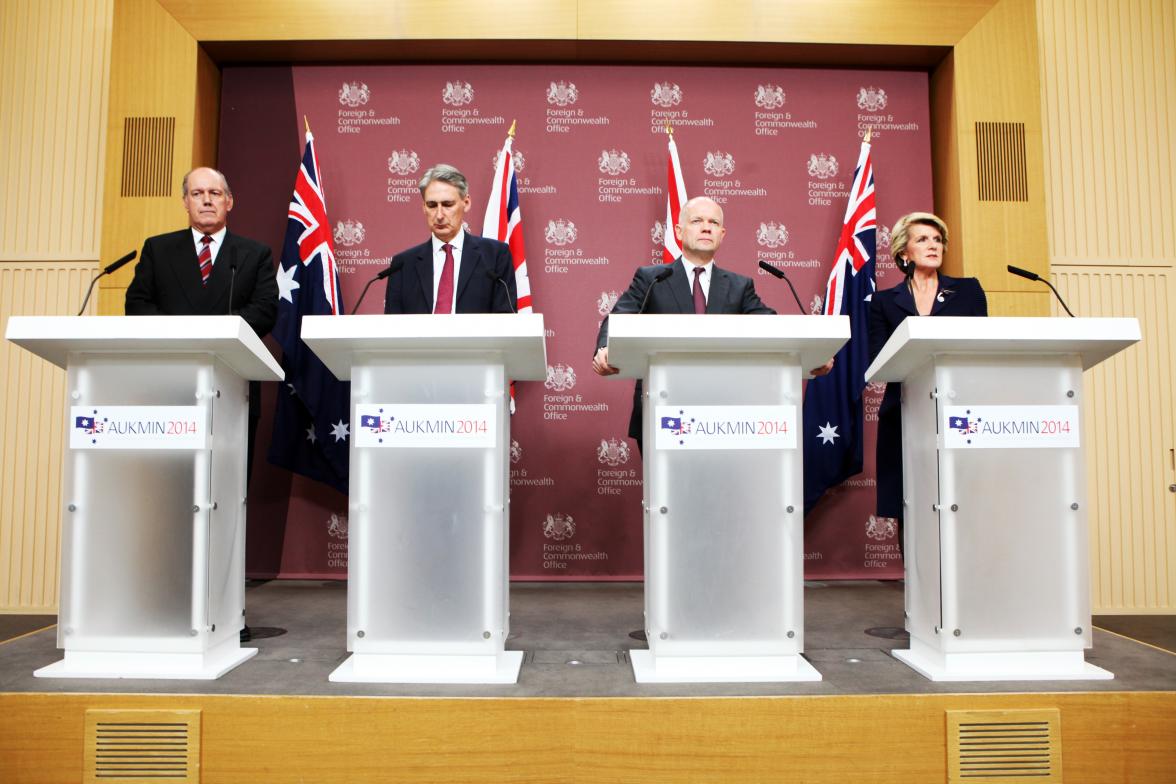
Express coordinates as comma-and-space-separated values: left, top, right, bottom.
890, 212, 948, 275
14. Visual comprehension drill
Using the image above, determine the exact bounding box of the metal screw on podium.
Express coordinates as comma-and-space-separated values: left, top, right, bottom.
357, 630, 365, 638
786, 505, 794, 514
210, 624, 216, 632
211, 502, 218, 510
658, 390, 668, 398
659, 506, 668, 514
786, 630, 795, 639
659, 632, 668, 640
1067, 390, 1075, 398
189, 629, 198, 637
1074, 627, 1083, 635
1170, 484, 1176, 493
953, 629, 962, 637
1071, 502, 1080, 510
483, 631, 491, 639
67, 504, 76, 512
950, 504, 959, 512
215, 390, 221, 398
191, 505, 199, 513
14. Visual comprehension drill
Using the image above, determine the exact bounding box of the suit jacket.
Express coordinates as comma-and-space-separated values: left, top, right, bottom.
867, 273, 987, 517
383, 232, 517, 314
124, 228, 279, 338
596, 259, 776, 439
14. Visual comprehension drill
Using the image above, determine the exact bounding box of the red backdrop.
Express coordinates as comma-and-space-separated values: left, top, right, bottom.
224, 64, 928, 581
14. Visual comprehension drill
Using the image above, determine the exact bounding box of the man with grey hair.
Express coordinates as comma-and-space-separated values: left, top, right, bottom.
383, 163, 517, 314
125, 166, 278, 336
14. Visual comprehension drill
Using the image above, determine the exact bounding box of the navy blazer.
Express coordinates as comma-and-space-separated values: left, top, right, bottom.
868, 273, 987, 518
596, 259, 776, 439
125, 228, 278, 338
383, 232, 517, 314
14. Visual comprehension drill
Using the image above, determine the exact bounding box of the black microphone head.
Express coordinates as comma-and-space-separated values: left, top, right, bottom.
103, 250, 137, 275
758, 260, 785, 279
654, 267, 674, 283
376, 259, 405, 281
1007, 264, 1040, 282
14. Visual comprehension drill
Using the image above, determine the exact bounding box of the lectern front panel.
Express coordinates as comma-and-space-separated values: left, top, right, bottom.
645, 353, 802, 657
349, 356, 508, 654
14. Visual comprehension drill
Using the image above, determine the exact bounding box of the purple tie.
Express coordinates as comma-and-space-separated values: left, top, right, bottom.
434, 243, 455, 314
198, 235, 212, 285
692, 266, 705, 314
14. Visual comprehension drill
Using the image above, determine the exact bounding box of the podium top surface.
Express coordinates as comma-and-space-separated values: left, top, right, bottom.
606, 314, 850, 378
300, 313, 548, 380
4, 315, 284, 381
865, 316, 1142, 382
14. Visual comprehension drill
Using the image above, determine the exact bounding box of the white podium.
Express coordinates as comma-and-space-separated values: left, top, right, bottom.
607, 314, 849, 682
866, 316, 1141, 681
4, 316, 282, 679
301, 314, 546, 684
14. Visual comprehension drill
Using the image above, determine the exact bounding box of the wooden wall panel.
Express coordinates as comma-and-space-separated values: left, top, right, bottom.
0, 0, 112, 260
2, 691, 1175, 783
1052, 267, 1176, 613
0, 263, 97, 613
1037, 0, 1176, 266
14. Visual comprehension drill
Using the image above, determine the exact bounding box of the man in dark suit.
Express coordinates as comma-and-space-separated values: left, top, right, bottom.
384, 163, 516, 314
125, 166, 278, 336
125, 166, 278, 643
592, 196, 776, 443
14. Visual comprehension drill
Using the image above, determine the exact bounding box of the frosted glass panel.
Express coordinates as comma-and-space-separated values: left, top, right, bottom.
645, 353, 802, 656
349, 356, 507, 653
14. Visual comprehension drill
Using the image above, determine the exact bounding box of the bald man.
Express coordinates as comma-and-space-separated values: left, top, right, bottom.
593, 197, 775, 445
126, 166, 277, 336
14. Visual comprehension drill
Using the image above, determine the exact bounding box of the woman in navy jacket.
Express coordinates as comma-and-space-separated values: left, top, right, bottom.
868, 213, 988, 546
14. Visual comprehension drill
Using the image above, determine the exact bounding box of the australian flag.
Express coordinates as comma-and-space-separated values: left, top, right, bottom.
803, 139, 877, 512
267, 130, 350, 493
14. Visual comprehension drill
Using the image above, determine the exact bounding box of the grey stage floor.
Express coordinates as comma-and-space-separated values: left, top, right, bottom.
1, 581, 1174, 698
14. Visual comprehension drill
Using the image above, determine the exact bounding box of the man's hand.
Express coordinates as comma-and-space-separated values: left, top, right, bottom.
592, 347, 619, 376
809, 358, 835, 377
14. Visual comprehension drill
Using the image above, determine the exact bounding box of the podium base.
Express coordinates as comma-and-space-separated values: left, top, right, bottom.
33, 637, 257, 680
328, 651, 524, 684
630, 650, 822, 683
893, 639, 1114, 682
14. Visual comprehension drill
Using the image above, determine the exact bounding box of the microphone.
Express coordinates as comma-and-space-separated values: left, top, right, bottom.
1007, 264, 1075, 317
637, 267, 675, 314
227, 260, 238, 316
758, 260, 806, 314
351, 259, 404, 315
77, 250, 136, 315
485, 270, 517, 313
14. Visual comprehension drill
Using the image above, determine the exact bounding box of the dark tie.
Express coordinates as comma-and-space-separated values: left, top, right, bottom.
198, 235, 213, 285
692, 266, 706, 314
434, 243, 455, 314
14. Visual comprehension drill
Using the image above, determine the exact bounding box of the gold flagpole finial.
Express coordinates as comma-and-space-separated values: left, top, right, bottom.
508, 119, 517, 138
864, 127, 872, 143
304, 115, 311, 135
665, 122, 673, 139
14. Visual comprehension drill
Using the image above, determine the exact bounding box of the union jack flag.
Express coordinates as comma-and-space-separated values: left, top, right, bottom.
663, 132, 688, 263
803, 138, 877, 512
267, 130, 350, 493
483, 131, 531, 313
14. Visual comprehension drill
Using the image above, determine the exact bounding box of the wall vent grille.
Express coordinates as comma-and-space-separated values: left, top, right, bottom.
84, 708, 200, 783
976, 121, 1029, 202
121, 116, 175, 197
947, 709, 1060, 783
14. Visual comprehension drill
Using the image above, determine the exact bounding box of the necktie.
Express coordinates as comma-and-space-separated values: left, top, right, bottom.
434, 242, 455, 314
198, 235, 213, 285
692, 266, 706, 314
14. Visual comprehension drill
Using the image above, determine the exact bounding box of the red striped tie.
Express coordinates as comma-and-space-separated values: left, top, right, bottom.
434, 243, 455, 314
198, 235, 213, 285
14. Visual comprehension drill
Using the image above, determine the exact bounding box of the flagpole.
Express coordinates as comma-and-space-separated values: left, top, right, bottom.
666, 122, 673, 139
508, 118, 517, 138
304, 115, 311, 135
864, 126, 872, 143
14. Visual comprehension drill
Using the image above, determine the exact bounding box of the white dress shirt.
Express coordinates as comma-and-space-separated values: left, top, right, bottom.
430, 232, 465, 313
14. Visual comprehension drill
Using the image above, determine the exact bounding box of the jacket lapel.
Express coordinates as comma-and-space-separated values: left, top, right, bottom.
416, 241, 434, 309
169, 230, 204, 311
706, 266, 729, 314
667, 259, 695, 313
893, 278, 919, 316
930, 273, 960, 315
454, 233, 478, 304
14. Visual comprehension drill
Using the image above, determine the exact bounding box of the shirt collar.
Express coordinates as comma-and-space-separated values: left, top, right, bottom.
431, 231, 465, 256
680, 257, 713, 277
191, 226, 227, 246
